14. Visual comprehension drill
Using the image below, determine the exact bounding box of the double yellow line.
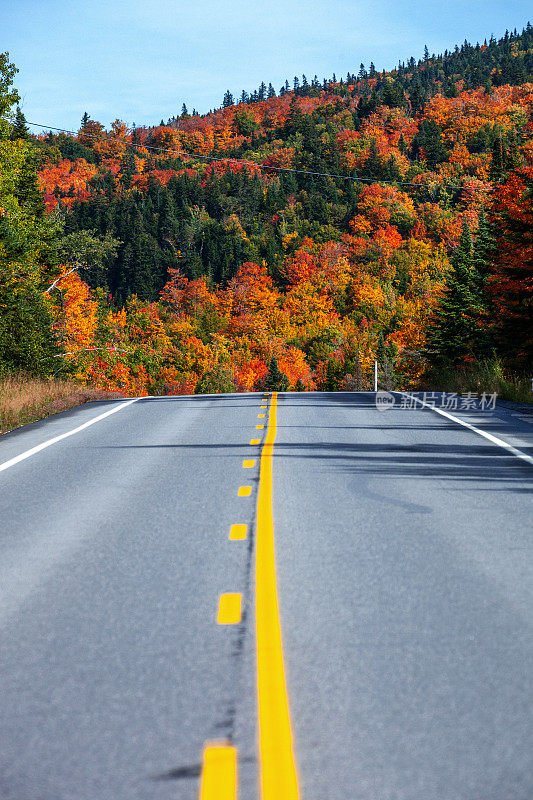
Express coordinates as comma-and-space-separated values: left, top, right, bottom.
199, 392, 300, 800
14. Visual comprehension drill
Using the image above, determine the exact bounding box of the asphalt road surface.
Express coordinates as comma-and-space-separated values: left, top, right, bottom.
0, 391, 531, 800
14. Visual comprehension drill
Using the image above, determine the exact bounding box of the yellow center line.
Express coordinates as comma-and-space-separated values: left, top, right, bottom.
258, 414, 265, 418
199, 741, 237, 799
255, 391, 300, 799
243, 459, 255, 468
250, 438, 260, 445
238, 486, 252, 496
217, 593, 242, 624
229, 524, 247, 540
256, 425, 264, 430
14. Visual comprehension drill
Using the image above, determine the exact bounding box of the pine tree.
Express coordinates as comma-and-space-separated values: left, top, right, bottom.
445, 80, 459, 98
398, 133, 407, 155
473, 209, 494, 290
412, 119, 448, 169
222, 90, 234, 108
471, 209, 496, 358
10, 106, 29, 140
504, 130, 521, 171
489, 133, 505, 182
385, 154, 401, 181
426, 221, 487, 365
14, 150, 45, 217
409, 83, 427, 115
361, 139, 383, 179
119, 149, 136, 189
264, 357, 289, 391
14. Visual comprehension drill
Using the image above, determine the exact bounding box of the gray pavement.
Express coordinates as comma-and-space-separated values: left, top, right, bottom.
0, 392, 531, 799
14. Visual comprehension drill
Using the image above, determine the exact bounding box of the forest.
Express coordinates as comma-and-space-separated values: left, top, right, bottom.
1, 23, 532, 398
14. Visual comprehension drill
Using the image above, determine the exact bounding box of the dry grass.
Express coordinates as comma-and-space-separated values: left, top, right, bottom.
0, 373, 125, 435
425, 359, 533, 405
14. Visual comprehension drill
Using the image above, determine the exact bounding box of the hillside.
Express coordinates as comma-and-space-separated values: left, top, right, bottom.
1, 25, 532, 397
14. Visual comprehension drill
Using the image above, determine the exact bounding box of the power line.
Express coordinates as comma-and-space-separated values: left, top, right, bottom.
26, 120, 494, 191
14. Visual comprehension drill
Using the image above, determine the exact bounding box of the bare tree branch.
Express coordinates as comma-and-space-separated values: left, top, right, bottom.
44, 265, 82, 294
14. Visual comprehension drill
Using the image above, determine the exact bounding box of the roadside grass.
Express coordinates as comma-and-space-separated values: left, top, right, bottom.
0, 373, 125, 435
425, 359, 533, 404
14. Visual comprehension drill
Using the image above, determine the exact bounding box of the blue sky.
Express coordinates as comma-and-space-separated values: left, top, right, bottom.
4, 0, 532, 132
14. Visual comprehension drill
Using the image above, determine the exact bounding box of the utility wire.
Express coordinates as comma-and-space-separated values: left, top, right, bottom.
27, 120, 494, 191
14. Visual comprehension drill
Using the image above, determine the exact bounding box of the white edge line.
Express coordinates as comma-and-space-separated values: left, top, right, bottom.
394, 391, 533, 468
0, 397, 144, 474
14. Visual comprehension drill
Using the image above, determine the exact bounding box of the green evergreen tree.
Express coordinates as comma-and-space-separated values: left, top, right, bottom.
119, 149, 136, 189
361, 139, 383, 179
489, 133, 505, 181
398, 133, 407, 155
409, 83, 427, 115
222, 90, 234, 108
385, 154, 401, 181
426, 221, 489, 366
381, 80, 405, 108
470, 208, 495, 358
10, 105, 29, 140
264, 357, 289, 391
412, 119, 448, 169
14, 150, 45, 217
504, 130, 521, 171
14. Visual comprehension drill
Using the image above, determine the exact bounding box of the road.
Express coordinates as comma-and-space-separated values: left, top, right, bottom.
0, 391, 532, 800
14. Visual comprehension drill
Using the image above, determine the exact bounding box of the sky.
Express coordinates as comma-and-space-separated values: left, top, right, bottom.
3, 0, 532, 133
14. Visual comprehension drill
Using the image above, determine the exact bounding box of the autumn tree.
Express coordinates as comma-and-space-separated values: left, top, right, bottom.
489, 168, 533, 367
6, 27, 532, 393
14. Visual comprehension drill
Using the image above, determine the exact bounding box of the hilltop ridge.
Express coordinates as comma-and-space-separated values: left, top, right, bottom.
1, 24, 532, 397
